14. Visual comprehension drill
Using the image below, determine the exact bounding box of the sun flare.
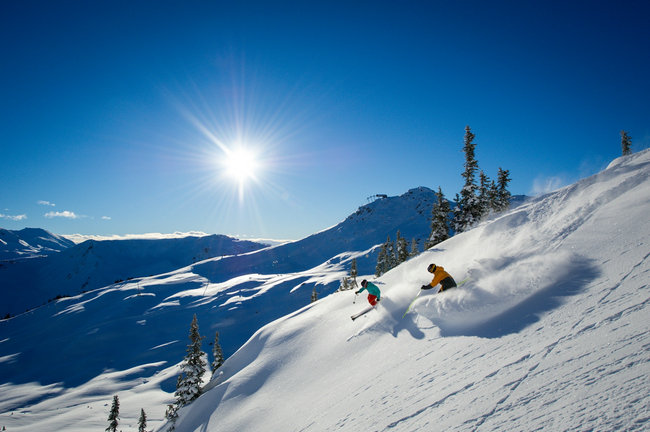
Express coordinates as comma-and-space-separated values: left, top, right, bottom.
222, 147, 260, 184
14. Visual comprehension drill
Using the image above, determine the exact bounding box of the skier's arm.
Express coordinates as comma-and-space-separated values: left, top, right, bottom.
421, 278, 437, 290
422, 272, 444, 290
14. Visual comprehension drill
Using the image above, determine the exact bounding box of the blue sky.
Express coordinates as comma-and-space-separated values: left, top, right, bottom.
1, 1, 649, 240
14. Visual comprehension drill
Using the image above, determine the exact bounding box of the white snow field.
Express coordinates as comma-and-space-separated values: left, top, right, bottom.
1, 150, 648, 431
169, 150, 649, 432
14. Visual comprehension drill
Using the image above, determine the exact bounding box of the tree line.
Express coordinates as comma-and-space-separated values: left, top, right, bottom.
427, 125, 512, 249
366, 126, 638, 280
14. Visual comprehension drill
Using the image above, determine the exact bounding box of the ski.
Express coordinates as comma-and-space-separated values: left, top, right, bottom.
351, 305, 375, 320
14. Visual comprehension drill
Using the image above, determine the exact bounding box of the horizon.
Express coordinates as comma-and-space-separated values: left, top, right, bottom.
4, 184, 530, 243
2, 1, 649, 239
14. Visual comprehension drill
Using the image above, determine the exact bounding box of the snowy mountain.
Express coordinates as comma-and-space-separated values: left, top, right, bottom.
0, 228, 74, 260
0, 234, 267, 317
1, 149, 648, 431
168, 150, 650, 431
0, 187, 441, 431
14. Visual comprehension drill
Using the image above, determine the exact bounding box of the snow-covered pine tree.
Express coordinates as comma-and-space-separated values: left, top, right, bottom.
621, 130, 632, 155
452, 126, 482, 232
311, 286, 318, 302
106, 395, 119, 432
211, 331, 224, 376
427, 186, 451, 248
138, 408, 147, 432
339, 277, 349, 291
385, 235, 396, 271
495, 167, 512, 212
174, 314, 207, 410
478, 171, 492, 220
488, 179, 499, 213
375, 242, 387, 277
410, 238, 419, 257
350, 258, 358, 287
396, 230, 409, 264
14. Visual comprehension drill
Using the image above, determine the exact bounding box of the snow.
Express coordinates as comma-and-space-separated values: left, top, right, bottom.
1, 151, 649, 431
0, 228, 75, 260
169, 150, 650, 431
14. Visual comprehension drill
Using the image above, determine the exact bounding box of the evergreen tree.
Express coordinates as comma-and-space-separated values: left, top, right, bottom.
478, 171, 492, 219
211, 331, 224, 376
410, 238, 419, 257
375, 242, 387, 277
386, 235, 396, 271
311, 286, 318, 302
106, 395, 119, 432
495, 167, 512, 212
427, 187, 452, 248
138, 408, 147, 432
621, 130, 632, 155
174, 314, 207, 409
488, 179, 499, 213
395, 230, 409, 264
350, 258, 358, 287
451, 192, 461, 232
453, 126, 482, 232
339, 277, 350, 291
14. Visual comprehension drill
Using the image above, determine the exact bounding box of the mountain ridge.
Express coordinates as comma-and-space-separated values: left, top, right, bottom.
0, 227, 75, 260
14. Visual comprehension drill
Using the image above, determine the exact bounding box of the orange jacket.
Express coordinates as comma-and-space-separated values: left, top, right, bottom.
427, 265, 451, 288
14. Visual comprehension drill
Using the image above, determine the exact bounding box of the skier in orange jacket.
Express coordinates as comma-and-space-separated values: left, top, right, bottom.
421, 263, 457, 293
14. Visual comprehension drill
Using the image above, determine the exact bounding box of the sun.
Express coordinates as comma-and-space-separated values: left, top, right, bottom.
221, 146, 260, 185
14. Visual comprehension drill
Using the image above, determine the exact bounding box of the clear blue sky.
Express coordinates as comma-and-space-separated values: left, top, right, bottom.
2, 0, 649, 240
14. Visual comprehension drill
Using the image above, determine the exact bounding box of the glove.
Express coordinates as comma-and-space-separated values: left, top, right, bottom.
376, 298, 381, 302
354, 291, 359, 295
421, 284, 430, 290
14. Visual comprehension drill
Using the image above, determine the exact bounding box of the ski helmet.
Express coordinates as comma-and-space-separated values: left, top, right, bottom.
427, 263, 437, 273
361, 279, 368, 287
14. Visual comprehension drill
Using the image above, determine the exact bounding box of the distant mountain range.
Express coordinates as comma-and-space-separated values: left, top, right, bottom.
0, 233, 267, 316
0, 227, 75, 260
0, 190, 527, 318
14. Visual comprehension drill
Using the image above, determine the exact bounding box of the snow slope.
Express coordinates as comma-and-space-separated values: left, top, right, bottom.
168, 150, 650, 432
0, 228, 74, 260
0, 188, 440, 431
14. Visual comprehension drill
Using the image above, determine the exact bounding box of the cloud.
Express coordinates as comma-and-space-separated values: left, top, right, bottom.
101, 216, 112, 220
37, 200, 56, 207
44, 210, 79, 219
0, 213, 27, 221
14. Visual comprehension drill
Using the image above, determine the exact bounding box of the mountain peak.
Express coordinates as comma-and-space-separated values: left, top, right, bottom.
0, 227, 75, 260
